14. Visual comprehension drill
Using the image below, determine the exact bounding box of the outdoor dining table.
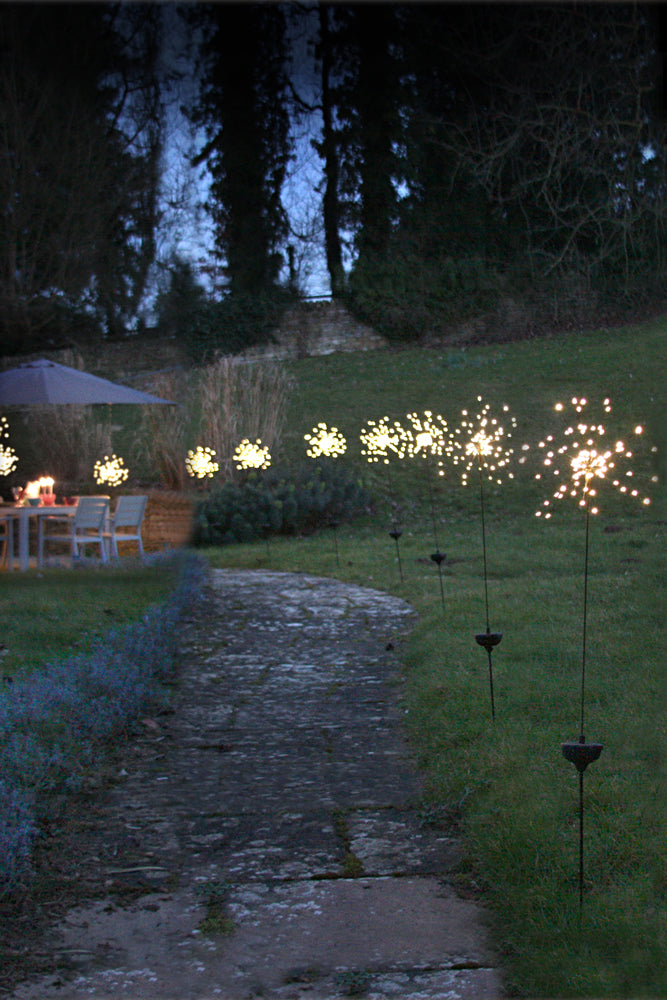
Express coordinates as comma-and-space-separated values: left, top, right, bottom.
2, 504, 77, 572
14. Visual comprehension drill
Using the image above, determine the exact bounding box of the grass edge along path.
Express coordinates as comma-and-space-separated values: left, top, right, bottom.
0, 551, 208, 898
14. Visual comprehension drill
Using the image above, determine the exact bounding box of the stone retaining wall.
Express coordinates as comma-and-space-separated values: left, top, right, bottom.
5, 302, 385, 385
263, 300, 386, 359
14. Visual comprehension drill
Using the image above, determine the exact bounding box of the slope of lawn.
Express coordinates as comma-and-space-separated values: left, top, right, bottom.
204, 316, 666, 998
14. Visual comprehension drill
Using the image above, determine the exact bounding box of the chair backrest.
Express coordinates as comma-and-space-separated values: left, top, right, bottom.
74, 497, 109, 530
112, 495, 147, 529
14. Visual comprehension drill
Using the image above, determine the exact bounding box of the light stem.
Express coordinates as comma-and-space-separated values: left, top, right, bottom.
427, 469, 440, 551
580, 499, 591, 741
478, 456, 490, 633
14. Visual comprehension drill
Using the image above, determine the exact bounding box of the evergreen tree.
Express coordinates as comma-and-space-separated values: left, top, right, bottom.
192, 3, 292, 297
331, 5, 401, 270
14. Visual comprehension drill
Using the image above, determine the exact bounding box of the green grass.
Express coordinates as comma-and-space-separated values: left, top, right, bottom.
202, 316, 666, 998
0, 561, 182, 677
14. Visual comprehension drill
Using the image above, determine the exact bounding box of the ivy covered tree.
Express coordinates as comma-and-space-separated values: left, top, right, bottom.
329, 6, 401, 305
315, 2, 345, 297
191, 3, 292, 297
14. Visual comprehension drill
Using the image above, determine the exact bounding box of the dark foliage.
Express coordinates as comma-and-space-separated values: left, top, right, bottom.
328, 3, 667, 339
190, 3, 292, 298
0, 4, 163, 352
181, 286, 295, 364
193, 463, 372, 546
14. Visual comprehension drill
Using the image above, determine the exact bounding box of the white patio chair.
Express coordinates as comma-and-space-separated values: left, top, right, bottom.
103, 495, 147, 559
39, 497, 110, 566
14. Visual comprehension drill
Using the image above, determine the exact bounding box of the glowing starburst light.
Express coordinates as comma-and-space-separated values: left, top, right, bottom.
186, 446, 219, 480
0, 415, 18, 476
453, 397, 518, 486
534, 397, 651, 518
304, 423, 347, 459
94, 454, 129, 488
359, 417, 408, 464
234, 438, 271, 470
404, 411, 456, 475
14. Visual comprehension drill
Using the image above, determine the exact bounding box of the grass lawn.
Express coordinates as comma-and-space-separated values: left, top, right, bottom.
0, 560, 183, 677
202, 316, 666, 998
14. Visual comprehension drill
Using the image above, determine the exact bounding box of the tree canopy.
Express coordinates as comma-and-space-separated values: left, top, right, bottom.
2, 2, 666, 357
0, 2, 163, 352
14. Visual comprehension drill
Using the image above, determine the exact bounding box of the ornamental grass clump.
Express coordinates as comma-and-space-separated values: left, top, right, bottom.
197, 356, 293, 478
0, 552, 208, 896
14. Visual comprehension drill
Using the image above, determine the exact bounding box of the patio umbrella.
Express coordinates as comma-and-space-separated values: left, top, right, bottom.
0, 358, 173, 406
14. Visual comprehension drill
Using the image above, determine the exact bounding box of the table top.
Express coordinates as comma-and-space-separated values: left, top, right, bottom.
1, 504, 76, 516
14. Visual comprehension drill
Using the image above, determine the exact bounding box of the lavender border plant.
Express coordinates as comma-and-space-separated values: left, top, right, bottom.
0, 551, 208, 896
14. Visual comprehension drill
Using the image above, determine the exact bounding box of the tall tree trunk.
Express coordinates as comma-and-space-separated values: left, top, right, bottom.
318, 3, 344, 297
354, 5, 396, 268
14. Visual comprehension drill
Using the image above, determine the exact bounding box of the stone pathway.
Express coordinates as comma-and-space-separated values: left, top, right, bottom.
9, 570, 502, 999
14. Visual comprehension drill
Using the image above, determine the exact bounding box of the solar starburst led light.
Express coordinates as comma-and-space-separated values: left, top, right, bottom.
304, 423, 348, 567
0, 415, 18, 476
454, 396, 518, 488
186, 446, 219, 480
360, 417, 410, 581
233, 438, 271, 471
535, 395, 653, 909
453, 397, 519, 720
94, 454, 129, 488
535, 397, 651, 519
304, 422, 347, 459
359, 417, 408, 465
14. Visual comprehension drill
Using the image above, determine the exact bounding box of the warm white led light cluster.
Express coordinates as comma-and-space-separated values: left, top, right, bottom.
94, 454, 129, 487
186, 445, 220, 479
304, 423, 347, 458
0, 415, 18, 476
535, 397, 651, 518
234, 438, 271, 470
403, 411, 457, 478
359, 417, 407, 465
452, 396, 518, 486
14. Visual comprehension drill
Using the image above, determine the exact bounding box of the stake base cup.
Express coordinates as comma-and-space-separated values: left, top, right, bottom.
475, 631, 503, 651
562, 741, 603, 773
